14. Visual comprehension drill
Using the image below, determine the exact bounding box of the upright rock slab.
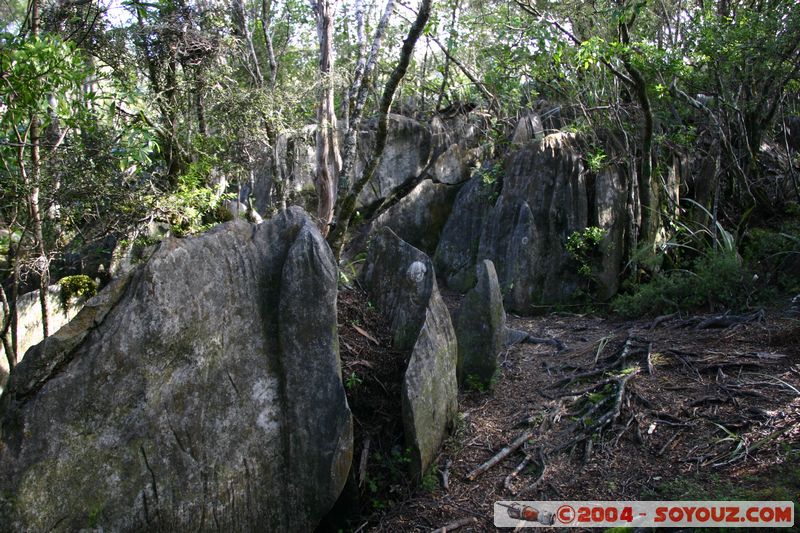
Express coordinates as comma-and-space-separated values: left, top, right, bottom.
454, 260, 505, 389
0, 208, 352, 532
434, 173, 498, 292
362, 227, 458, 478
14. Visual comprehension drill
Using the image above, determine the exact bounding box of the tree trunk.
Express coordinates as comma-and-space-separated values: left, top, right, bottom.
261, 0, 278, 88
337, 0, 395, 203
314, 0, 341, 236
327, 0, 434, 257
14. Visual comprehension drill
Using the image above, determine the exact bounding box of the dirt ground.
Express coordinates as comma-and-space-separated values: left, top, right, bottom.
336, 287, 800, 532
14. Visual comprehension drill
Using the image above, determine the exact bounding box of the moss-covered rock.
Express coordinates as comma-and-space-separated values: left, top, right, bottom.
362, 227, 458, 480
454, 260, 505, 389
0, 208, 352, 532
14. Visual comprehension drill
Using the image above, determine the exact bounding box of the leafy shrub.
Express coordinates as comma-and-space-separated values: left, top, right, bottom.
567, 226, 607, 277
612, 249, 751, 317
58, 275, 98, 308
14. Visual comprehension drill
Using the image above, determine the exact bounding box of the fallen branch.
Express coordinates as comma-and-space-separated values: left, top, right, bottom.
672, 309, 765, 330
649, 312, 678, 330
358, 435, 371, 488
466, 429, 534, 481
503, 454, 531, 492
516, 447, 548, 497
430, 516, 478, 533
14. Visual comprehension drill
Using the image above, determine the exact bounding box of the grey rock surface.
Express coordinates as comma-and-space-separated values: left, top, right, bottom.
479, 133, 588, 311
0, 285, 83, 394
254, 115, 432, 214
511, 111, 544, 145
454, 260, 504, 388
0, 208, 352, 532
362, 227, 458, 478
434, 174, 498, 292
354, 179, 462, 258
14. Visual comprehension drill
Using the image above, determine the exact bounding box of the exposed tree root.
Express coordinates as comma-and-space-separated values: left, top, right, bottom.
671, 309, 765, 330
505, 327, 566, 351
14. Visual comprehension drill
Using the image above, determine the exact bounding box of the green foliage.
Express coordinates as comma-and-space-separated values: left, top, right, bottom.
586, 148, 607, 173
152, 159, 233, 237
613, 249, 750, 317
345, 371, 363, 390
742, 222, 800, 291
58, 275, 98, 308
420, 465, 439, 492
567, 226, 607, 278
480, 162, 503, 188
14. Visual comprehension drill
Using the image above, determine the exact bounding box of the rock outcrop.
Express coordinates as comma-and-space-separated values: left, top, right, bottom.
0, 285, 83, 394
254, 115, 433, 214
362, 227, 458, 478
454, 260, 505, 389
434, 173, 498, 292
480, 133, 588, 312
351, 179, 462, 258
511, 111, 544, 146
0, 208, 352, 532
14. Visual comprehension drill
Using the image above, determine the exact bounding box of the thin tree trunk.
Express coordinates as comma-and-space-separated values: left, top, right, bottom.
27, 0, 50, 340
328, 0, 434, 257
337, 0, 396, 203
261, 0, 278, 88
436, 0, 460, 110
1, 272, 15, 371
314, 0, 341, 235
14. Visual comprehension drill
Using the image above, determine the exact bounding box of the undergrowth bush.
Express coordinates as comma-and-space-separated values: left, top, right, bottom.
612, 249, 752, 317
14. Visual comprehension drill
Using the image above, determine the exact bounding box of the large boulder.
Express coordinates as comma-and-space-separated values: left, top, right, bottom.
355, 115, 433, 207
479, 133, 588, 312
454, 260, 505, 389
0, 208, 353, 532
434, 173, 498, 292
510, 111, 544, 146
362, 227, 458, 479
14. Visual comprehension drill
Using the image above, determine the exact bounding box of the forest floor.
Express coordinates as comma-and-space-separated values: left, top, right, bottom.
336, 287, 800, 533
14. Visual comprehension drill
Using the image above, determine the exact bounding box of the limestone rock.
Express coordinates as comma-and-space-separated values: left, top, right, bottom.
479, 133, 588, 311
433, 143, 471, 185
355, 115, 433, 207
594, 165, 628, 299
362, 227, 458, 478
511, 111, 544, 145
0, 285, 83, 394
351, 179, 462, 258
454, 260, 504, 388
0, 208, 352, 532
434, 174, 498, 292
254, 116, 432, 215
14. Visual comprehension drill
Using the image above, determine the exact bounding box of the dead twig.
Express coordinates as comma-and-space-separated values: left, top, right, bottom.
441, 459, 452, 492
